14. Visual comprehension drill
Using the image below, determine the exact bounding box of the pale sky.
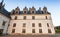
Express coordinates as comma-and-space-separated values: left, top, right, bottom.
0, 0, 60, 26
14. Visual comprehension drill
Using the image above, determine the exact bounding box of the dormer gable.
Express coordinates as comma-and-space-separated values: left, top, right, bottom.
15, 7, 20, 14
23, 7, 28, 14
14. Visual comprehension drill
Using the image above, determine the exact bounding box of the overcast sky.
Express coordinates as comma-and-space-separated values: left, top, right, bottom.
0, 0, 60, 26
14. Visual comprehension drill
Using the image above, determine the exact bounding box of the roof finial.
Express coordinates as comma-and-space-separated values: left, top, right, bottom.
1, 0, 4, 4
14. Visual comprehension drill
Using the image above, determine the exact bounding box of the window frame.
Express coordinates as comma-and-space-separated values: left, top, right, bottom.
39, 23, 42, 27
46, 16, 48, 19
32, 16, 35, 20
48, 29, 51, 33
12, 29, 15, 33
47, 23, 49, 27
2, 21, 6, 26
23, 23, 26, 27
39, 29, 42, 33
23, 16, 26, 20
13, 23, 16, 27
32, 29, 35, 33
22, 29, 26, 33
15, 16, 17, 20
32, 23, 35, 27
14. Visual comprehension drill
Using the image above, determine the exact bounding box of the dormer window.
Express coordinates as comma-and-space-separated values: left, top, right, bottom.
15, 11, 18, 14
11, 9, 15, 14
24, 11, 26, 14
32, 16, 35, 19
12, 12, 14, 14
23, 7, 28, 14
15, 16, 17, 20
32, 11, 34, 14
15, 7, 20, 14
43, 6, 47, 14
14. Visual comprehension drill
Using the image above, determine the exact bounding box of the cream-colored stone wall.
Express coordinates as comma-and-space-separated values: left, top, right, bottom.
0, 13, 10, 34
8, 14, 55, 34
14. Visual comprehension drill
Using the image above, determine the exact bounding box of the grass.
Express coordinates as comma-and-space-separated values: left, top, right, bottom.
55, 29, 60, 33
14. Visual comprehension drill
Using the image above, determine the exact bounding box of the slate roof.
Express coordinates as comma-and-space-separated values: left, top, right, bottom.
0, 8, 10, 18
11, 11, 50, 14
0, 0, 10, 18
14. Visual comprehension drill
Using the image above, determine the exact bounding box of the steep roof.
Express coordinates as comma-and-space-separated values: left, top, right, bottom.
0, 8, 10, 18
0, 0, 10, 18
11, 7, 50, 15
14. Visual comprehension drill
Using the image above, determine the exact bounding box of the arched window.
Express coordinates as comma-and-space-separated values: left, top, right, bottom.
15, 16, 17, 20
24, 11, 26, 14
32, 11, 34, 13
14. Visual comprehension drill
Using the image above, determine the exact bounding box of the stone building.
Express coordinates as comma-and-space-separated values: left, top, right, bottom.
0, 0, 55, 35
0, 0, 10, 34
8, 6, 55, 34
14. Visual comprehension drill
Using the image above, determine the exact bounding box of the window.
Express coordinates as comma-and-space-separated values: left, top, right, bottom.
48, 29, 51, 33
12, 12, 14, 14
47, 23, 49, 27
24, 11, 26, 13
46, 16, 47, 19
39, 29, 42, 33
32, 11, 34, 13
32, 16, 35, 19
39, 23, 41, 27
45, 11, 46, 13
12, 29, 15, 33
2, 21, 6, 26
15, 16, 17, 20
32, 29, 35, 33
23, 16, 26, 20
16, 12, 17, 14
32, 23, 35, 27
23, 23, 26, 27
13, 23, 16, 27
0, 29, 3, 34
22, 29, 26, 33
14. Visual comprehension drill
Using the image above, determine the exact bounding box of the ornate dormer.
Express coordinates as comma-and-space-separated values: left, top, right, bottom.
39, 7, 41, 11
0, 0, 5, 10
31, 6, 36, 14
43, 6, 47, 14
23, 7, 28, 14
15, 7, 20, 14
29, 8, 31, 11
11, 9, 15, 14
